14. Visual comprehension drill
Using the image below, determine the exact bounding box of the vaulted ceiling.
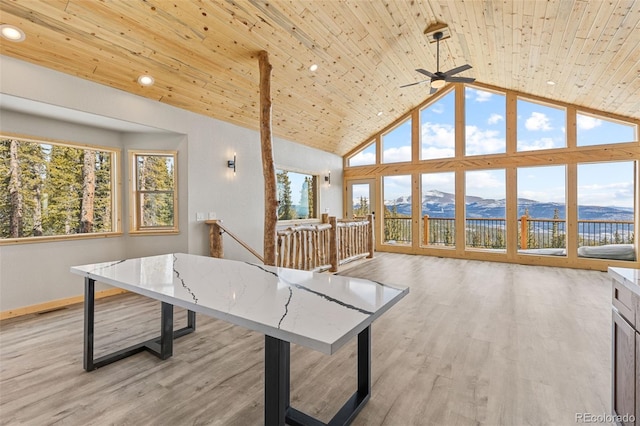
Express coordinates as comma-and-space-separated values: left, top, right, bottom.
1, 1, 638, 156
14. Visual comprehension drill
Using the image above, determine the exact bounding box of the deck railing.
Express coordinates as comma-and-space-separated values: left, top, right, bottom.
383, 215, 635, 249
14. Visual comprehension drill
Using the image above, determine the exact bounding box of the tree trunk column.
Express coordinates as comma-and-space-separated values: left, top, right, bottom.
259, 50, 277, 267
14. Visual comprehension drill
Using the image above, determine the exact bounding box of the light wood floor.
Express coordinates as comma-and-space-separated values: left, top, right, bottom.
0, 253, 613, 425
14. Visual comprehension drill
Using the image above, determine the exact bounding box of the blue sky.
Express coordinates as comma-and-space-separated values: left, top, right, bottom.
350, 86, 636, 208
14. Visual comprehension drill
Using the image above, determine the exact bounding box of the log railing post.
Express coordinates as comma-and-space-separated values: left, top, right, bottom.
520, 215, 528, 249
366, 214, 374, 258
423, 215, 430, 246
329, 216, 339, 272
207, 220, 224, 258
321, 212, 329, 224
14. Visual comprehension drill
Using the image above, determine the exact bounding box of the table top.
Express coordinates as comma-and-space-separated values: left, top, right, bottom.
609, 267, 640, 296
71, 253, 409, 354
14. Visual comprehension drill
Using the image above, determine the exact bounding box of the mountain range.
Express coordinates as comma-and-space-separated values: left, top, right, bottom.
380, 190, 634, 221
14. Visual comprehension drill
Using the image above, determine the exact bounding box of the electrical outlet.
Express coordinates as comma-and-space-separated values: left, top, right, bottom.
196, 212, 205, 221
208, 212, 217, 220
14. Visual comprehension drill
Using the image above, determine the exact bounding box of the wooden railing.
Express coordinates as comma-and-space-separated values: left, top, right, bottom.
206, 214, 374, 272
276, 223, 332, 271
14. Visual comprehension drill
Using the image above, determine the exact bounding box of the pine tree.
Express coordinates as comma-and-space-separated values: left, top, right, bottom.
80, 150, 96, 233
277, 170, 293, 220
8, 139, 23, 237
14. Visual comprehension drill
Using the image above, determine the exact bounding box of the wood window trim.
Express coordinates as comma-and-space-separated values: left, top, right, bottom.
0, 132, 121, 244
129, 149, 179, 234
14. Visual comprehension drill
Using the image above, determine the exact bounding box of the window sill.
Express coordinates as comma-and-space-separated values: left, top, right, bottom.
0, 232, 123, 246
129, 229, 180, 236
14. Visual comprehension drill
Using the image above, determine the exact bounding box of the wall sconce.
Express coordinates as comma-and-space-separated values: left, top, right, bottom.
227, 153, 236, 174
324, 171, 331, 186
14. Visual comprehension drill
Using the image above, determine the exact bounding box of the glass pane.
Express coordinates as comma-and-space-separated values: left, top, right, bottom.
276, 170, 317, 220
517, 99, 566, 151
348, 141, 376, 166
382, 118, 412, 164
577, 113, 636, 146
517, 166, 566, 255
465, 87, 506, 156
140, 192, 174, 227
421, 172, 455, 247
0, 138, 115, 238
420, 91, 455, 160
465, 169, 506, 250
577, 162, 635, 260
351, 183, 371, 217
383, 175, 412, 244
137, 155, 174, 190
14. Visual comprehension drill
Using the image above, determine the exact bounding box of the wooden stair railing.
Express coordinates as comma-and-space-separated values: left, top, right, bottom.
206, 214, 374, 272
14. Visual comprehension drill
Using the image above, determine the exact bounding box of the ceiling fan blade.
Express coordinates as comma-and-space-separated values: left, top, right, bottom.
429, 87, 438, 95
445, 76, 476, 83
444, 64, 472, 76
416, 68, 437, 78
400, 80, 429, 88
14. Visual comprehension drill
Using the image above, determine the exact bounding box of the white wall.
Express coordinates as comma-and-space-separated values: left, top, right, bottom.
0, 55, 343, 312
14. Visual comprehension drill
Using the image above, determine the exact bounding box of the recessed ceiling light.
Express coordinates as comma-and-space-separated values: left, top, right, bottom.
377, 111, 383, 116
309, 64, 318, 72
0, 24, 26, 42
137, 75, 155, 86
547, 80, 556, 86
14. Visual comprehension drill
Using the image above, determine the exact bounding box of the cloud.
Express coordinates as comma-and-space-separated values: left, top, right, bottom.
487, 113, 504, 125
465, 125, 505, 155
578, 181, 634, 207
517, 137, 558, 151
382, 145, 411, 163
466, 87, 492, 102
525, 112, 552, 131
349, 151, 375, 166
430, 103, 445, 114
577, 115, 603, 130
466, 170, 505, 198
420, 122, 455, 159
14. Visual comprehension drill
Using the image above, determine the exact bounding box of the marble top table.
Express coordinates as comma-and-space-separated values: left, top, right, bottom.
71, 253, 409, 425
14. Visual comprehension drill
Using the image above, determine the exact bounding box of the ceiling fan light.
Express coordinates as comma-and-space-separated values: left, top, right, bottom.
431, 79, 446, 89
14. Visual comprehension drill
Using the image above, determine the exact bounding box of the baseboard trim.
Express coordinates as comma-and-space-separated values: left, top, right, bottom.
0, 288, 129, 321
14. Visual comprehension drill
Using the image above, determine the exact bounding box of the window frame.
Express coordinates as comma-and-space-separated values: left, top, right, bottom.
275, 167, 321, 224
129, 149, 179, 235
0, 132, 121, 244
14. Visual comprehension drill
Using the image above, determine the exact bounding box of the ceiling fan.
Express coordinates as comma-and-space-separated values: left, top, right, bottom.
401, 31, 475, 94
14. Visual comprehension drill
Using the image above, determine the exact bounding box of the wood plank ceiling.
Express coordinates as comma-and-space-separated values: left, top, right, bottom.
1, 0, 639, 156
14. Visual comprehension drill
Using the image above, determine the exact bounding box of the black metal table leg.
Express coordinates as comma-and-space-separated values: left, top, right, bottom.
264, 325, 372, 426
265, 335, 290, 426
83, 277, 96, 371
82, 277, 196, 371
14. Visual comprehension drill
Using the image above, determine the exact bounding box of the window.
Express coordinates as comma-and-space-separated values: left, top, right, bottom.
577, 112, 637, 147
382, 117, 412, 164
577, 161, 635, 259
465, 87, 506, 156
517, 98, 566, 151
383, 175, 412, 244
420, 91, 455, 160
465, 169, 506, 250
348, 140, 376, 166
421, 172, 455, 247
130, 151, 177, 233
517, 165, 566, 254
1, 135, 118, 241
276, 169, 318, 220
